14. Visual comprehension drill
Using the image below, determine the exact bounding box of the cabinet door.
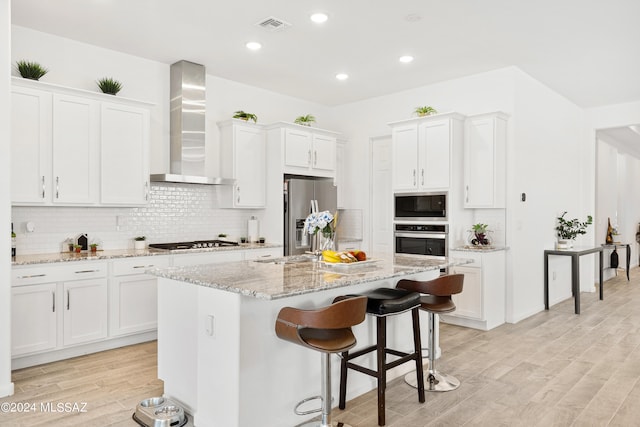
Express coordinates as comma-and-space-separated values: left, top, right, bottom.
234, 126, 265, 207
284, 128, 312, 168
465, 117, 496, 207
420, 120, 450, 189
311, 134, 336, 172
450, 265, 483, 320
110, 274, 157, 336
100, 103, 150, 205
392, 124, 419, 191
11, 283, 57, 356
63, 278, 108, 346
11, 87, 52, 204
52, 94, 99, 204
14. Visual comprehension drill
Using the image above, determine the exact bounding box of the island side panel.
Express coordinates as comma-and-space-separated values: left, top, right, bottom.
157, 278, 199, 413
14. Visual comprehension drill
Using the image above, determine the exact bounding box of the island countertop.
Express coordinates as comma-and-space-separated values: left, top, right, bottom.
148, 254, 472, 300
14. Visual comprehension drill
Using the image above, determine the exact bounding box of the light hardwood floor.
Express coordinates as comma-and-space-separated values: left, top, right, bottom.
3, 268, 640, 426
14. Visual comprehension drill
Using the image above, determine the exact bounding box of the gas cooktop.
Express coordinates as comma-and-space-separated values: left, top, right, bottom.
148, 240, 240, 251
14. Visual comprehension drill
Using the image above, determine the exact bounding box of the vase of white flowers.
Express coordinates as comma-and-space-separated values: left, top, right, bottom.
303, 210, 336, 255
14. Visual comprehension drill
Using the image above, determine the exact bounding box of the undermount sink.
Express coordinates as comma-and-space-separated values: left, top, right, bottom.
253, 254, 316, 265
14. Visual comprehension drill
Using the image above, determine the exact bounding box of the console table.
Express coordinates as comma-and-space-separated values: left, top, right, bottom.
544, 246, 604, 314
601, 243, 631, 281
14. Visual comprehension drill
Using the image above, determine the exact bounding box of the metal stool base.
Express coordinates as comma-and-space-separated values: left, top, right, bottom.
297, 422, 353, 427
404, 369, 460, 392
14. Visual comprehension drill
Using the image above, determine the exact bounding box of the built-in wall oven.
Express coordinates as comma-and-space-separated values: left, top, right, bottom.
394, 224, 448, 259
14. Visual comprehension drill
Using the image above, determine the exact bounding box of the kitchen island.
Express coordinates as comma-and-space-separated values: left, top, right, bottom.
150, 254, 471, 427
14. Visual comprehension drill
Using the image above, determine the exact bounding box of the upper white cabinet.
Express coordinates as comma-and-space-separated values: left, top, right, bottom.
10, 86, 52, 204
463, 112, 508, 208
10, 77, 153, 207
389, 113, 464, 192
101, 102, 150, 205
52, 93, 100, 204
267, 123, 338, 178
217, 120, 266, 208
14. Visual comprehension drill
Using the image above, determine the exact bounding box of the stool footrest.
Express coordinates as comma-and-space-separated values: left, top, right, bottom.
294, 395, 323, 416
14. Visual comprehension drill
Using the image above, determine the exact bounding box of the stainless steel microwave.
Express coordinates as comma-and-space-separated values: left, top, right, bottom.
394, 192, 447, 221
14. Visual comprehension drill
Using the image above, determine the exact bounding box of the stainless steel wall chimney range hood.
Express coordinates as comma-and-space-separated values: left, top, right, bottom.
150, 60, 233, 185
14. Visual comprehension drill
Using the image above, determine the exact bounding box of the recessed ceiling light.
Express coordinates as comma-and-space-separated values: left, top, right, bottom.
310, 13, 328, 23
399, 55, 414, 63
246, 41, 262, 51
335, 73, 349, 81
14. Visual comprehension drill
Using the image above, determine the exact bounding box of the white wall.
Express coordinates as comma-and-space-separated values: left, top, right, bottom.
1, 0, 14, 398
508, 69, 590, 322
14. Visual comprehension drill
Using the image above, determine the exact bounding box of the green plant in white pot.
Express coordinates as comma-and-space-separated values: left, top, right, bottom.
294, 114, 316, 126
555, 212, 592, 248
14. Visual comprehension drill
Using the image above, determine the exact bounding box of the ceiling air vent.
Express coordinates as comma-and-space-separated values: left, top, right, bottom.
256, 16, 292, 31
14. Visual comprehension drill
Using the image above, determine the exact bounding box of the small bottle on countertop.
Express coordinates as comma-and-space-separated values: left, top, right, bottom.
11, 222, 16, 258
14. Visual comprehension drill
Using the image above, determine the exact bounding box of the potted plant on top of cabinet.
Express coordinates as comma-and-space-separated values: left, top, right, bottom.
233, 110, 258, 123
555, 211, 593, 248
294, 114, 316, 126
15, 60, 48, 80
414, 106, 438, 117
96, 77, 123, 95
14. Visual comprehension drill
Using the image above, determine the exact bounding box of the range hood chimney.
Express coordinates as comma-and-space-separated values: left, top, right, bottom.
150, 60, 232, 185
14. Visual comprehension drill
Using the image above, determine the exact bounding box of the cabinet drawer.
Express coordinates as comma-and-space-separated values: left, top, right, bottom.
243, 248, 282, 261
450, 251, 482, 267
12, 262, 107, 286
112, 256, 171, 276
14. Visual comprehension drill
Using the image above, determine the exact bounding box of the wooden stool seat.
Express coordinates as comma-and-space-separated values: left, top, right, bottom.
397, 274, 464, 392
275, 296, 367, 427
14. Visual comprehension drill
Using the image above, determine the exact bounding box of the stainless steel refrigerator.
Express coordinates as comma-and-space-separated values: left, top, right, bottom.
284, 177, 337, 255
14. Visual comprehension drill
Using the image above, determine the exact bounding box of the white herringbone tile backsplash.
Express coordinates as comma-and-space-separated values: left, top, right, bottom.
12, 183, 261, 254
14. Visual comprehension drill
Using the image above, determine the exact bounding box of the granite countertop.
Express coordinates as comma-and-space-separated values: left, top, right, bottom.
11, 243, 282, 266
451, 246, 509, 252
147, 254, 473, 300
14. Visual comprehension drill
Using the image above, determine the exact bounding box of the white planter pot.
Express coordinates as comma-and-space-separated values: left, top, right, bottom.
134, 240, 146, 250
556, 239, 573, 249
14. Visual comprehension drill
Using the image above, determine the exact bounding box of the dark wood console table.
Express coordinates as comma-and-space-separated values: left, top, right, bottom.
601, 243, 631, 281
544, 246, 604, 314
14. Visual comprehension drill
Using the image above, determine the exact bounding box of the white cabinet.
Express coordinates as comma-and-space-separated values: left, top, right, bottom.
172, 250, 244, 267
11, 283, 57, 356
464, 112, 508, 208
10, 85, 52, 204
242, 247, 282, 261
389, 113, 464, 192
52, 93, 100, 204
110, 256, 170, 337
267, 123, 338, 178
63, 278, 108, 346
218, 120, 266, 208
101, 102, 150, 205
441, 250, 506, 331
10, 77, 152, 207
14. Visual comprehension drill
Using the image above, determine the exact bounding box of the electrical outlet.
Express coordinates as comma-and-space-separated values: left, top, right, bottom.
206, 314, 215, 337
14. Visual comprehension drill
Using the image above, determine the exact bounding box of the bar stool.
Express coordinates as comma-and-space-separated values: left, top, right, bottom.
338, 288, 425, 426
275, 296, 368, 427
396, 274, 464, 392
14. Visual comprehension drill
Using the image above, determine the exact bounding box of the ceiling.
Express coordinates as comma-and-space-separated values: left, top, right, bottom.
11, 0, 640, 109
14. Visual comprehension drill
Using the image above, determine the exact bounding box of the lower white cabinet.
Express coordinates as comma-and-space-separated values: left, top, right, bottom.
11, 283, 57, 356
109, 256, 170, 336
10, 247, 283, 367
441, 250, 506, 331
63, 278, 108, 346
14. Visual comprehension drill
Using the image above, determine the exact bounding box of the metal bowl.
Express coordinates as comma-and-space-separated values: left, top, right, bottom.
133, 397, 187, 427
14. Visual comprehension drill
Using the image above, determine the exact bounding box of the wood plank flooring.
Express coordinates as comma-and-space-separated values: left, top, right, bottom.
2, 268, 640, 426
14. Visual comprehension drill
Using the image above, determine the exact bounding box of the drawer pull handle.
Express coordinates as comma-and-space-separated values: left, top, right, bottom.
17, 274, 46, 279
74, 269, 100, 274
259, 254, 272, 258
133, 265, 154, 269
